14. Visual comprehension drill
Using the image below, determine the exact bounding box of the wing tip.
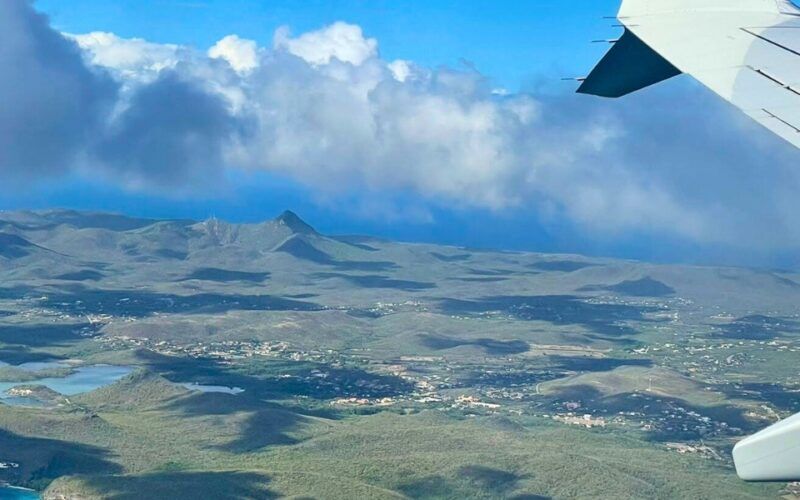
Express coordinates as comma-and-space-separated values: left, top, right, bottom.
577, 29, 681, 98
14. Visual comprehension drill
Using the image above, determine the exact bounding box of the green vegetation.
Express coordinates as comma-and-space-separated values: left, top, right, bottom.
0, 210, 798, 498
0, 396, 781, 499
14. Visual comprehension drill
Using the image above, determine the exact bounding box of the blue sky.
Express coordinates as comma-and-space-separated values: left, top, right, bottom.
4, 0, 800, 269
38, 0, 616, 92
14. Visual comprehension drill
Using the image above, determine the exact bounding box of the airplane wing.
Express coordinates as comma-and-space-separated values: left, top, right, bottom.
580, 0, 800, 482
579, 0, 800, 149
733, 412, 800, 481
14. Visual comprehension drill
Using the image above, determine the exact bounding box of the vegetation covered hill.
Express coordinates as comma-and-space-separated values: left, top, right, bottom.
0, 210, 796, 498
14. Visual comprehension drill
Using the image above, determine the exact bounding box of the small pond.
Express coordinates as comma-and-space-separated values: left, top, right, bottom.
0, 365, 133, 406
182, 383, 244, 395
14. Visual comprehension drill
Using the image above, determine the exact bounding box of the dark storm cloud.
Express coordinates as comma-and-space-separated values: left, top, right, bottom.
97, 72, 239, 187
0, 0, 116, 177
0, 0, 240, 191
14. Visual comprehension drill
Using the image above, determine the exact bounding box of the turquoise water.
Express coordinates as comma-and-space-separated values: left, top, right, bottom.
0, 365, 133, 406
182, 383, 244, 394
0, 365, 132, 497
0, 486, 40, 499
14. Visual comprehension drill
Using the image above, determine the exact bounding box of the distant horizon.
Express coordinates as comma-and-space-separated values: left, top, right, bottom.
4, 206, 800, 273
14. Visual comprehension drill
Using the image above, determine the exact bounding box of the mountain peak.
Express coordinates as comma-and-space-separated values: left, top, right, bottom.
274, 211, 317, 235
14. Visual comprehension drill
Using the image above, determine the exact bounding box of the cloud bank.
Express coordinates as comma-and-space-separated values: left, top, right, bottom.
3, 0, 800, 253
0, 0, 115, 177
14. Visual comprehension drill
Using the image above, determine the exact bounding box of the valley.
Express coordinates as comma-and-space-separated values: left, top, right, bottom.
0, 210, 798, 499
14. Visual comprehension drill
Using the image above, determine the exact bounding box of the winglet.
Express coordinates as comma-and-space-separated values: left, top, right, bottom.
577, 28, 681, 98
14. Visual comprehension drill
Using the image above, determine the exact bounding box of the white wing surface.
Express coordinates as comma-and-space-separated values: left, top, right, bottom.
579, 0, 800, 149
733, 411, 800, 481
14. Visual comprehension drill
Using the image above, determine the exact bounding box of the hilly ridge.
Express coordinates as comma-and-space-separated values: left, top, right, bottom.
0, 210, 796, 499
1, 209, 800, 313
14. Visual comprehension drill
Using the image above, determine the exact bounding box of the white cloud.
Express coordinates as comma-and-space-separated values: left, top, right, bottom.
69, 31, 183, 82
387, 60, 412, 82
208, 35, 259, 73
273, 22, 378, 66
6, 0, 800, 252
